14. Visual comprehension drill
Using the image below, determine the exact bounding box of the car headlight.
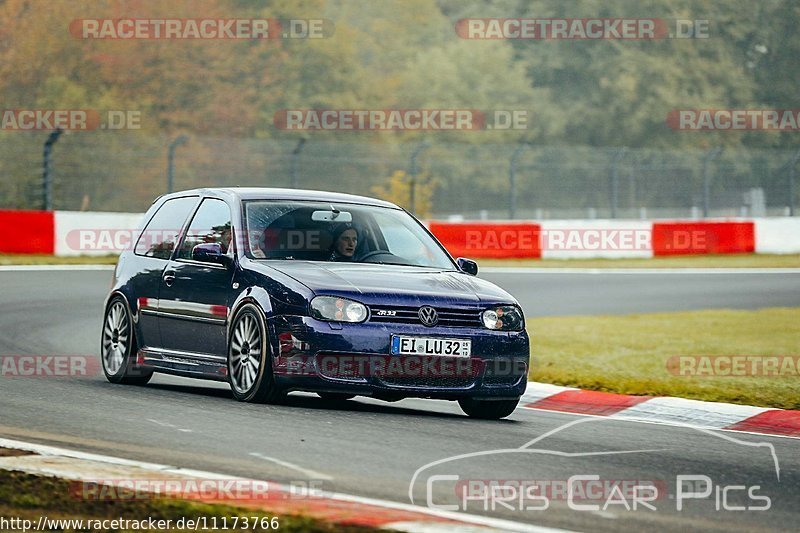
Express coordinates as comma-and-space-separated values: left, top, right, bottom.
482, 305, 524, 331
310, 296, 368, 323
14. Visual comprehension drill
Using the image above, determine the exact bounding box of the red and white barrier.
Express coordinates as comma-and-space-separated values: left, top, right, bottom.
539, 220, 653, 259
651, 221, 755, 256
2, 210, 800, 258
53, 211, 145, 256
0, 210, 55, 254
428, 221, 541, 259
754, 218, 800, 254
430, 218, 800, 259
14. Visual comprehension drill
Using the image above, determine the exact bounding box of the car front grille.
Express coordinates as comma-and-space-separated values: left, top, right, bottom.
315, 353, 480, 389
316, 355, 368, 382
368, 305, 482, 328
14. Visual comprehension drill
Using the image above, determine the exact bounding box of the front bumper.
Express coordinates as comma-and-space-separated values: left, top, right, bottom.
268, 315, 529, 400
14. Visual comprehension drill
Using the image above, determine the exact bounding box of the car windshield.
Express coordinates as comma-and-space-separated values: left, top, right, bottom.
244, 200, 455, 269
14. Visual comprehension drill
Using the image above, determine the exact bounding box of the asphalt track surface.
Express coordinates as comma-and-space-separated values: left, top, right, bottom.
1, 269, 799, 532
481, 268, 800, 317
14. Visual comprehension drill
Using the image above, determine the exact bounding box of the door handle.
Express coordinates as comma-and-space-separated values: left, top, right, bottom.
163, 271, 176, 287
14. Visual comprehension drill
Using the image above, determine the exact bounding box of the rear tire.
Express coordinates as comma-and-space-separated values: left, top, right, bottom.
101, 296, 153, 385
458, 398, 519, 420
228, 303, 282, 404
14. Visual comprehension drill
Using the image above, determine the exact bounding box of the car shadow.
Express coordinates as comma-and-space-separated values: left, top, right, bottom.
144, 381, 500, 421
145, 382, 234, 399
281, 394, 470, 420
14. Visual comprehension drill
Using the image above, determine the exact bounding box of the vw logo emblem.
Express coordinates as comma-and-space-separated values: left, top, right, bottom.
418, 306, 438, 327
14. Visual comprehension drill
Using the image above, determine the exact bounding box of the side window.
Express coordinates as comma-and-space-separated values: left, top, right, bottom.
178, 198, 233, 261
134, 196, 198, 259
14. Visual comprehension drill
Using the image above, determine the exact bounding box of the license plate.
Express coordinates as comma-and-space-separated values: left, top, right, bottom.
391, 336, 471, 357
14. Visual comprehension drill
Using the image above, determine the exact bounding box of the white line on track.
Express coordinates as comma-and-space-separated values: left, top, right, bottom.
0, 264, 115, 271
146, 418, 193, 433
481, 267, 800, 274
249, 452, 334, 480
517, 405, 800, 441
380, 396, 800, 441
0, 437, 565, 532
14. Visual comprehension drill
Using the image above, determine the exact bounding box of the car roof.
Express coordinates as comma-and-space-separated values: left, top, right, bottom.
160, 187, 400, 209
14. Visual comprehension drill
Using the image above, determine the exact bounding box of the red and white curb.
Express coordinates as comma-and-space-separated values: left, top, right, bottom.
0, 437, 566, 533
521, 382, 800, 438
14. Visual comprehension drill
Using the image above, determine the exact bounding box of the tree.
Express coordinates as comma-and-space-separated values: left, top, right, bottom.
371, 170, 435, 217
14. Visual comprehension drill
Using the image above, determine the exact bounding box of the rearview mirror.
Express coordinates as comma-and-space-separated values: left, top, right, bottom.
192, 243, 230, 266
456, 257, 479, 276
311, 210, 352, 223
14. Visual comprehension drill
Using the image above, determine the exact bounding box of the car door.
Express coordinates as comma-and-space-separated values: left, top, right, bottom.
157, 197, 234, 357
130, 195, 199, 350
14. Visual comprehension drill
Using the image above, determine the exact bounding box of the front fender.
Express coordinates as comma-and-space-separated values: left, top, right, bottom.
229, 284, 273, 323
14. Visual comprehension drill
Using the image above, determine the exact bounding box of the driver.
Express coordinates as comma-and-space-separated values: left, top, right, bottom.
329, 223, 358, 261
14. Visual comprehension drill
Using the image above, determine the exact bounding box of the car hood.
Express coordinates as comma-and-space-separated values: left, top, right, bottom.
256, 261, 516, 306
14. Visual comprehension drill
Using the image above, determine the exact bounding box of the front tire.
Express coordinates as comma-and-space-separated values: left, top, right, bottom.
228, 303, 282, 403
101, 296, 153, 385
458, 398, 519, 420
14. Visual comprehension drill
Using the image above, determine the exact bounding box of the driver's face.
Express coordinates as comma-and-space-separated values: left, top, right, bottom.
335, 229, 358, 257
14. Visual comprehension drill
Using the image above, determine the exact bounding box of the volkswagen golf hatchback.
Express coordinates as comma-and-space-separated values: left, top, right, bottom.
101, 188, 529, 419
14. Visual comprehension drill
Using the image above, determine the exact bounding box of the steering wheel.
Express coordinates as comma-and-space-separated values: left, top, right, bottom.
358, 250, 395, 263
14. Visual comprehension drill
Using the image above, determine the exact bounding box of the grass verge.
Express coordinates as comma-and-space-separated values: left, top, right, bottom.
0, 469, 378, 533
480, 253, 800, 269
528, 307, 800, 410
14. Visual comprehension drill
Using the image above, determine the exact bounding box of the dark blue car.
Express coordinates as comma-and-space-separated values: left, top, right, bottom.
102, 188, 529, 419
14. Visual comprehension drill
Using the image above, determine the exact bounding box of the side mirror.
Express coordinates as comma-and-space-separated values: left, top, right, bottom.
192, 243, 230, 266
456, 257, 479, 276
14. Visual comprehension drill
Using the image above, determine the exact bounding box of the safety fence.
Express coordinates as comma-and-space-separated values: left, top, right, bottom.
1, 133, 798, 220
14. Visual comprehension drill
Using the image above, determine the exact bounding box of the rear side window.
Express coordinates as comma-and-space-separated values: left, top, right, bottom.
134, 196, 198, 259
178, 198, 233, 260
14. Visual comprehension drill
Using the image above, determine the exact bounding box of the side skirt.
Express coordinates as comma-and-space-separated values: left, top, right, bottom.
139, 348, 228, 382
